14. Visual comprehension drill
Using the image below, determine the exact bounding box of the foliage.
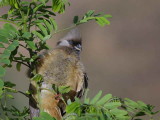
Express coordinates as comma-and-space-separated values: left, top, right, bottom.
25, 89, 159, 120
64, 90, 159, 120
33, 112, 56, 120
0, 0, 159, 120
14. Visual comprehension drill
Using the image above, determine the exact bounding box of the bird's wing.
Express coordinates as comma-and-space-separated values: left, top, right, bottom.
76, 72, 88, 98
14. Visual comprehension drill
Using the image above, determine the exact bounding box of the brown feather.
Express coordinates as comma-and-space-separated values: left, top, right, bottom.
29, 29, 88, 120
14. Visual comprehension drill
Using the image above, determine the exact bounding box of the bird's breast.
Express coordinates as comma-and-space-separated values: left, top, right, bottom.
37, 49, 84, 91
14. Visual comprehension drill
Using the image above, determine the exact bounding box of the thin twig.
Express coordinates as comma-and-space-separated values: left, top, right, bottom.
3, 86, 29, 98
19, 44, 28, 49
52, 24, 76, 35
12, 60, 30, 68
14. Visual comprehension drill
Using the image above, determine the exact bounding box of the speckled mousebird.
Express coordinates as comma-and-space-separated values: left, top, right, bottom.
29, 29, 88, 120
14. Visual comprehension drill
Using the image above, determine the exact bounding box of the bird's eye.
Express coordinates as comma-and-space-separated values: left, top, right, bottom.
68, 40, 73, 45
57, 41, 61, 45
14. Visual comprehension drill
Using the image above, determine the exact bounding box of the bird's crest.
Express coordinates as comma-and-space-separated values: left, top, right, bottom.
61, 28, 81, 42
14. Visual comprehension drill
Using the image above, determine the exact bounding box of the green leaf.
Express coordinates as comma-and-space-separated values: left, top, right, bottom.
85, 98, 90, 104
86, 10, 94, 17
90, 90, 102, 104
21, 1, 30, 5
0, 79, 4, 97
84, 89, 90, 104
0, 58, 10, 65
6, 94, 14, 99
49, 17, 58, 31
26, 41, 37, 50
110, 108, 128, 116
14, 2, 19, 9
1, 14, 8, 19
7, 44, 16, 51
2, 0, 20, 9
0, 79, 4, 88
58, 86, 71, 94
39, 0, 46, 5
4, 81, 16, 88
0, 66, 6, 77
79, 19, 88, 24
124, 98, 139, 109
77, 11, 111, 27
96, 17, 110, 27
43, 19, 53, 34
33, 112, 56, 120
66, 102, 81, 113
0, 29, 11, 38
0, 40, 19, 61
0, 89, 3, 97
37, 23, 48, 36
0, 43, 5, 48
12, 40, 19, 46
43, 35, 51, 41
33, 4, 44, 13
16, 62, 21, 71
51, 0, 68, 13
31, 74, 43, 82
3, 49, 11, 55
103, 14, 112, 18
3, 23, 17, 33
73, 16, 79, 24
104, 102, 121, 109
22, 32, 31, 39
36, 12, 49, 18
32, 31, 44, 41
39, 9, 56, 16
96, 94, 112, 105
137, 101, 147, 107
33, 19, 44, 24
0, 35, 9, 43
0, 53, 10, 59
0, 49, 10, 59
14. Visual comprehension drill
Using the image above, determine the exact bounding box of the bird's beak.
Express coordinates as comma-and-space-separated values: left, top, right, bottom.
74, 44, 82, 51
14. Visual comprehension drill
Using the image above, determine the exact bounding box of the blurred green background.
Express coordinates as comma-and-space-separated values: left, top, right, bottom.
0, 0, 160, 118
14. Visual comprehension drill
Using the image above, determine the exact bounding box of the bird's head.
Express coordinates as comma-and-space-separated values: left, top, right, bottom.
57, 28, 82, 53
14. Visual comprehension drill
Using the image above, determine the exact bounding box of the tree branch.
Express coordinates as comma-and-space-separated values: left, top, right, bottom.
12, 60, 30, 68
52, 24, 76, 35
19, 44, 28, 50
3, 86, 29, 98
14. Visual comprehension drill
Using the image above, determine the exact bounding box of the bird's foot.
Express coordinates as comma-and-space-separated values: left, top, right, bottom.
55, 94, 62, 100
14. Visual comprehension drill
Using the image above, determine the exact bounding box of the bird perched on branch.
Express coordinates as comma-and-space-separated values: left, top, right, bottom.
29, 29, 88, 120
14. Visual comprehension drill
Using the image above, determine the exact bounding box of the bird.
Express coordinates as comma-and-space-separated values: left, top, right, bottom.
29, 28, 88, 120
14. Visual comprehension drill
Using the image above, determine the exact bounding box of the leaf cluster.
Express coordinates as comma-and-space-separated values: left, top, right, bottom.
1, 106, 29, 120
33, 112, 56, 120
31, 90, 159, 120
0, 80, 30, 120
0, 0, 111, 79
73, 10, 112, 27
64, 90, 159, 120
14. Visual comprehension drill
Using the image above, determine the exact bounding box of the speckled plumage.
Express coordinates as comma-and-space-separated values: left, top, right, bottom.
29, 29, 88, 120
37, 47, 84, 90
